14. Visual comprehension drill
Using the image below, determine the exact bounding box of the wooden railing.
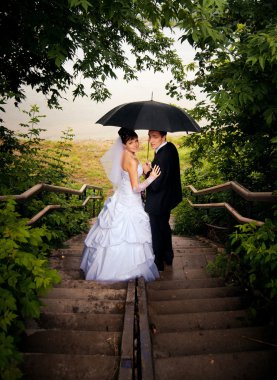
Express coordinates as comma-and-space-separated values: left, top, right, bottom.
0, 183, 104, 225
186, 181, 276, 226
186, 181, 276, 202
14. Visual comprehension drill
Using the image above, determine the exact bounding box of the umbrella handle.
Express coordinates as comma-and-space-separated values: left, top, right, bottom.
147, 140, 149, 161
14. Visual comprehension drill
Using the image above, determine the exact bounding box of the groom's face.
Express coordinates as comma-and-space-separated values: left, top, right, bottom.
148, 131, 166, 150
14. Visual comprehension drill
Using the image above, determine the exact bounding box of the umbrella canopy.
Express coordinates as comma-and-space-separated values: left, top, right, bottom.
96, 100, 201, 133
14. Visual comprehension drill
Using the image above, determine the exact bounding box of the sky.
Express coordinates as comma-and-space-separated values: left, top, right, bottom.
3, 30, 204, 141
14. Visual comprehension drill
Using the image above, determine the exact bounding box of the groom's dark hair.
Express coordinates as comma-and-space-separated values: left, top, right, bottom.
158, 131, 167, 137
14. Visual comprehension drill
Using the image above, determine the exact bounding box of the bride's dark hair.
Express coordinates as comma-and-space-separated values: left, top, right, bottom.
118, 127, 138, 144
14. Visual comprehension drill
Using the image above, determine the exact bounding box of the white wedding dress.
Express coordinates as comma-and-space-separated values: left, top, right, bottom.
80, 164, 159, 282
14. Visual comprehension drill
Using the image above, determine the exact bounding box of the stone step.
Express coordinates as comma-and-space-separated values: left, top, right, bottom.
147, 278, 225, 290
172, 241, 213, 248
149, 297, 244, 314
152, 326, 274, 357
22, 353, 119, 380
149, 310, 253, 332
52, 252, 218, 277
26, 313, 124, 332
179, 255, 213, 269
174, 248, 216, 254
59, 243, 85, 252
59, 269, 84, 280
159, 268, 213, 281
172, 236, 208, 243
43, 287, 126, 300
55, 279, 127, 290
63, 233, 88, 245
147, 286, 241, 301
50, 257, 82, 270
154, 350, 277, 380
23, 330, 121, 356
42, 298, 125, 314
51, 248, 83, 257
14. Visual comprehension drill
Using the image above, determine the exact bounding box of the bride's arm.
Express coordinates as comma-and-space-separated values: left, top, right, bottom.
126, 158, 139, 189
126, 159, 161, 192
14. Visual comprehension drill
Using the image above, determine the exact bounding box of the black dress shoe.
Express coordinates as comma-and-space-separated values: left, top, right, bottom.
155, 262, 164, 271
164, 252, 174, 266
158, 265, 164, 271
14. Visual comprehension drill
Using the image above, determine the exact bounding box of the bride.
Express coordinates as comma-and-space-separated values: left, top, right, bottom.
80, 127, 160, 282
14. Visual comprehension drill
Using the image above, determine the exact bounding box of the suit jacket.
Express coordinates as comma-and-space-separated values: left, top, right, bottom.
145, 142, 182, 215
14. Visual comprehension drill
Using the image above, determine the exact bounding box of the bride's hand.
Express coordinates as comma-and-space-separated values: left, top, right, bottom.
150, 165, 161, 179
143, 162, 151, 174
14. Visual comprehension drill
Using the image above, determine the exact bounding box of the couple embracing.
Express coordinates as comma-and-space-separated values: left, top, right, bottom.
80, 127, 182, 281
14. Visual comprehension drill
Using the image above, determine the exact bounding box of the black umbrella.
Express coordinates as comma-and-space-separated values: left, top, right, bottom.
96, 100, 201, 133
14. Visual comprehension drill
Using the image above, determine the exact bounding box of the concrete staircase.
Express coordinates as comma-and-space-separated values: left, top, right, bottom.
21, 232, 276, 379
146, 235, 277, 380
21, 233, 132, 380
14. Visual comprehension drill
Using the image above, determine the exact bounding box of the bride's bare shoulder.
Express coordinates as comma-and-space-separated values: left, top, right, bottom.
122, 151, 138, 171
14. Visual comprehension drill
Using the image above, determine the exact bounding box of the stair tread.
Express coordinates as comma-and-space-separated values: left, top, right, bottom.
147, 278, 224, 290
23, 353, 119, 380
152, 326, 275, 357
42, 298, 125, 314
154, 350, 277, 380
43, 287, 126, 300
149, 296, 244, 314
23, 330, 121, 355
26, 312, 124, 331
147, 286, 240, 301
55, 279, 128, 289
149, 309, 253, 332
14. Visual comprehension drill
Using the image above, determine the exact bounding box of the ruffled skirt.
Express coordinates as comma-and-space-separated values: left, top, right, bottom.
80, 190, 159, 282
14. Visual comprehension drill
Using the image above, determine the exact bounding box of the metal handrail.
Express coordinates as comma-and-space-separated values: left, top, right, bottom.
0, 183, 104, 225
186, 181, 276, 202
186, 181, 276, 226
187, 199, 264, 226
0, 183, 103, 202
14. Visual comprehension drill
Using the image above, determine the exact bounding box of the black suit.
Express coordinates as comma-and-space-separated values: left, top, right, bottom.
145, 142, 182, 270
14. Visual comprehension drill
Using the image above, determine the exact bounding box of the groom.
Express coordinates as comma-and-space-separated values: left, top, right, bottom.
144, 130, 182, 271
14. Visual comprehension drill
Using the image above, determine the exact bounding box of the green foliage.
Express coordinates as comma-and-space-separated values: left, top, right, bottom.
0, 105, 75, 194
0, 107, 98, 377
42, 204, 92, 246
173, 198, 206, 236
0, 0, 184, 107
171, 3, 277, 324
171, 0, 276, 243
174, 0, 277, 189
206, 250, 240, 283
231, 214, 277, 300
0, 200, 60, 379
207, 212, 277, 322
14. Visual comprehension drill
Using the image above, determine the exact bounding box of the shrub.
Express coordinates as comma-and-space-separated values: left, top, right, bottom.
231, 214, 277, 301
207, 211, 277, 323
173, 198, 206, 236
0, 105, 75, 195
0, 200, 60, 379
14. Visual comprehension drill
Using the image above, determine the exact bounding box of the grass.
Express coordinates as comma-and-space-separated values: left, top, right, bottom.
46, 136, 192, 197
